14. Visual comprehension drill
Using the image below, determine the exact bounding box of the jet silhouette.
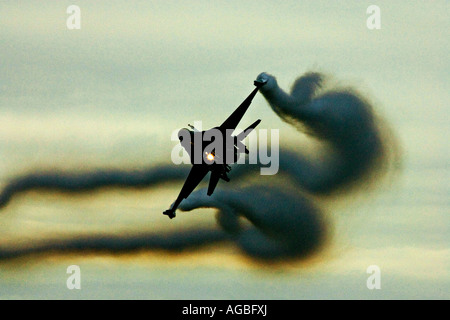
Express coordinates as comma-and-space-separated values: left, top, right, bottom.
163, 78, 267, 219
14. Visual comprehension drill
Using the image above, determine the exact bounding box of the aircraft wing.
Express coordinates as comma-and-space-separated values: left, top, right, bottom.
219, 86, 260, 133
178, 164, 210, 200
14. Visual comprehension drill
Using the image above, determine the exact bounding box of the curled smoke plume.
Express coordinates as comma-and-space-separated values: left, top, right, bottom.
0, 72, 398, 263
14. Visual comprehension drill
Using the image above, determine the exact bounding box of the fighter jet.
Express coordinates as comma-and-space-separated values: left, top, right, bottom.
163, 78, 267, 219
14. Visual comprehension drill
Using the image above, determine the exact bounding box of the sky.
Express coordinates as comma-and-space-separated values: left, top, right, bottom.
0, 1, 448, 299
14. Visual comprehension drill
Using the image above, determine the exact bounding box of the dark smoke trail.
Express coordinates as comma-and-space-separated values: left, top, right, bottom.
0, 71, 398, 264
0, 165, 189, 208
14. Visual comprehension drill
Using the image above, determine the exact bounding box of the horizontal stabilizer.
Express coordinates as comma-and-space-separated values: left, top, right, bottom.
254, 78, 268, 88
